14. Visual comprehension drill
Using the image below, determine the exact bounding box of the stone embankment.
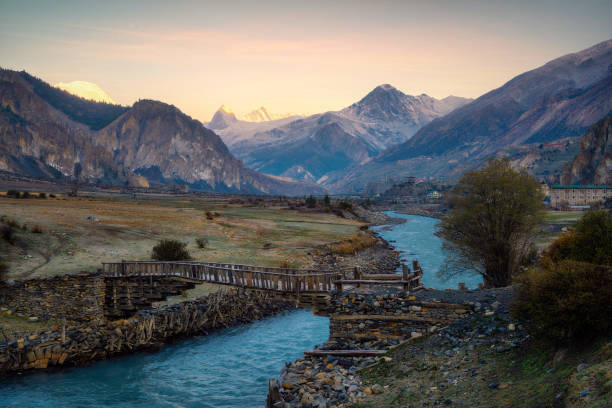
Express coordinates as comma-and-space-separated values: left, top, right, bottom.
267, 288, 477, 407
0, 290, 294, 375
2, 274, 106, 325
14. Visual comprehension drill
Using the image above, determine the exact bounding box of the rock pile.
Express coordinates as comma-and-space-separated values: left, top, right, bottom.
268, 288, 476, 407
270, 353, 374, 408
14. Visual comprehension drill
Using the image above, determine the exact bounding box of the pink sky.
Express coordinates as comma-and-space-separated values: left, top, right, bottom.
1, 0, 611, 122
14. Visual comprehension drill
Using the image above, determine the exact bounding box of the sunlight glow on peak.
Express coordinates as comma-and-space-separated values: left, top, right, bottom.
218, 104, 233, 114
55, 81, 115, 104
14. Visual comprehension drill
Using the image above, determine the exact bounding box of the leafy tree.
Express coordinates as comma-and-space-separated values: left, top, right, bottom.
151, 239, 192, 261
71, 162, 82, 197
305, 195, 317, 208
437, 158, 543, 287
323, 195, 331, 206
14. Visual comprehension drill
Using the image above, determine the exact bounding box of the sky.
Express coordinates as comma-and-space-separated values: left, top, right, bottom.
1, 0, 611, 122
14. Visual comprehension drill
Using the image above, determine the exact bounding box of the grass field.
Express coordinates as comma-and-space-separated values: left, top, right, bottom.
534, 210, 584, 249
0, 193, 361, 280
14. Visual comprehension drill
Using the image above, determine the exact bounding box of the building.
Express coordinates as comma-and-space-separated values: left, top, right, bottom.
426, 190, 442, 200
550, 185, 612, 208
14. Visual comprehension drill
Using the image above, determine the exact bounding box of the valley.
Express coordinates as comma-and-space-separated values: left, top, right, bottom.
0, 191, 361, 280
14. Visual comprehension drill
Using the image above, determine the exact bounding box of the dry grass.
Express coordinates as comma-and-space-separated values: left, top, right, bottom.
330, 230, 378, 255
0, 311, 58, 337
0, 193, 362, 279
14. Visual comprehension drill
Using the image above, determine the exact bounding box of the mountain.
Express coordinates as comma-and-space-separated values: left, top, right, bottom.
208, 105, 238, 129
55, 81, 115, 104
208, 106, 303, 151
330, 39, 612, 192
0, 69, 324, 195
561, 113, 612, 185
241, 107, 300, 122
220, 85, 471, 183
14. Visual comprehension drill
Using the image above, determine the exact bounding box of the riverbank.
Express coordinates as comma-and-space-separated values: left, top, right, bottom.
0, 289, 294, 375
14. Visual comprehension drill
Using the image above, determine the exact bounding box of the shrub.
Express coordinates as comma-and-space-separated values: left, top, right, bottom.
543, 210, 612, 266
195, 237, 208, 249
337, 200, 353, 210
205, 210, 214, 220
31, 225, 43, 234
151, 239, 192, 261
21, 191, 31, 199
49, 193, 56, 198
512, 260, 612, 344
6, 190, 20, 198
279, 260, 298, 269
1, 223, 15, 244
38, 193, 47, 199
0, 259, 7, 285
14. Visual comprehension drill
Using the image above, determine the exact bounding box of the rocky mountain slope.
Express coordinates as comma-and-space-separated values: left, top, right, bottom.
0, 69, 324, 195
220, 85, 470, 183
330, 39, 612, 192
561, 113, 612, 184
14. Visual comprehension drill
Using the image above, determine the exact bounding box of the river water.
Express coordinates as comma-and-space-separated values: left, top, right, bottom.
374, 211, 482, 289
0, 309, 328, 408
1, 212, 477, 407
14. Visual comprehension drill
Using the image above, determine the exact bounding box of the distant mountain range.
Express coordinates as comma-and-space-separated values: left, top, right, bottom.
0, 69, 324, 195
329, 39, 612, 192
2, 39, 610, 196
211, 85, 471, 183
242, 107, 300, 122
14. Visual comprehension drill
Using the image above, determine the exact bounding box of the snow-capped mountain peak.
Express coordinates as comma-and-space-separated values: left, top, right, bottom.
241, 107, 300, 122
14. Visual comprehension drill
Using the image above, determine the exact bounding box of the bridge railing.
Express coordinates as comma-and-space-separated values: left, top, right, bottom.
101, 261, 342, 293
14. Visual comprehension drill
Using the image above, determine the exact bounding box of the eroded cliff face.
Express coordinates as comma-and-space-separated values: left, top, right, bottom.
0, 69, 324, 195
95, 100, 245, 190
561, 114, 612, 185
0, 69, 130, 183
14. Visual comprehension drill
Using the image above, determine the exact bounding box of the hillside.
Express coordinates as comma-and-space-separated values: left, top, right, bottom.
329, 39, 612, 192
0, 69, 324, 195
561, 113, 612, 184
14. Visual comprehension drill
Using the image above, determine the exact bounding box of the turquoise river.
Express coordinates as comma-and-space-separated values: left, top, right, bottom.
0, 213, 475, 407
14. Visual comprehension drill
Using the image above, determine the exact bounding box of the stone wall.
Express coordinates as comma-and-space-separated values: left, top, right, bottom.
1, 274, 106, 325
0, 290, 294, 374
326, 290, 472, 340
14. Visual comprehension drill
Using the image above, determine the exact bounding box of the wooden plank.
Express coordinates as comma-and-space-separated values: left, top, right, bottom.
361, 274, 402, 280
331, 314, 454, 323
304, 349, 386, 357
334, 280, 410, 285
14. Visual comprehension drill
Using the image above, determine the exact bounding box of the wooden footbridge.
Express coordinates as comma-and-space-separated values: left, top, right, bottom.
100, 260, 423, 317
102, 261, 342, 294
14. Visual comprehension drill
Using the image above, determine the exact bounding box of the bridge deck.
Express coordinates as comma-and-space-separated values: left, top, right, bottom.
102, 261, 342, 294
